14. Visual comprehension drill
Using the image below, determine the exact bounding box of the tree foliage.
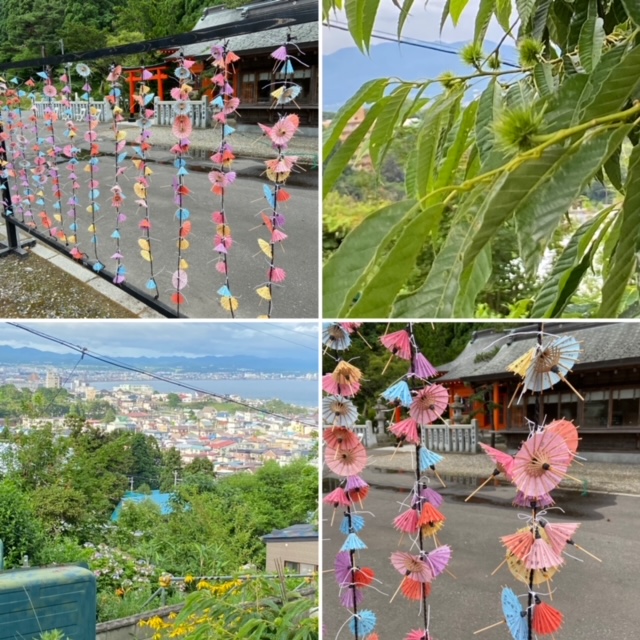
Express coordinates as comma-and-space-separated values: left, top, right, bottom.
323, 0, 640, 318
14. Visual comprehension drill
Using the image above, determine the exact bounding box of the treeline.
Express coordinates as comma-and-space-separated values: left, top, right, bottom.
0, 0, 253, 65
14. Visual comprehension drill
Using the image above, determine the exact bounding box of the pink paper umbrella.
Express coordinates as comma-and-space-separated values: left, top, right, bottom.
409, 385, 449, 425
513, 431, 576, 498
394, 507, 420, 534
389, 417, 420, 444
390, 552, 432, 603
405, 631, 436, 640
422, 544, 452, 578
541, 521, 601, 562
325, 441, 367, 477
545, 419, 580, 454
465, 443, 515, 502
322, 373, 360, 397
525, 531, 564, 570
324, 487, 350, 508
380, 328, 412, 360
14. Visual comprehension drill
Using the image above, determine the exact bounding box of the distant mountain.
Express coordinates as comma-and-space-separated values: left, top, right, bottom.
0, 346, 316, 374
323, 41, 519, 111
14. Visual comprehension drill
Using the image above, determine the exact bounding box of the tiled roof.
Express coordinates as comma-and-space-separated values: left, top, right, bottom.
438, 322, 640, 382
262, 523, 317, 541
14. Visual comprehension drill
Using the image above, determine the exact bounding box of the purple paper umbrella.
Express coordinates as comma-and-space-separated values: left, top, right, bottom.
513, 490, 555, 509
334, 551, 353, 586
422, 544, 451, 578
410, 352, 438, 379
340, 586, 365, 608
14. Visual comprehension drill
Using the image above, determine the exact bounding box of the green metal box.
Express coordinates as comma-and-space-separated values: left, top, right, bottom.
0, 565, 96, 640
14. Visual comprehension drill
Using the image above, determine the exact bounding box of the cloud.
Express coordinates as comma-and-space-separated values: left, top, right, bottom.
323, 0, 506, 54
0, 321, 318, 360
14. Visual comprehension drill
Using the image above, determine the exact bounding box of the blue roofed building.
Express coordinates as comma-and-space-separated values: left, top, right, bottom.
110, 490, 175, 521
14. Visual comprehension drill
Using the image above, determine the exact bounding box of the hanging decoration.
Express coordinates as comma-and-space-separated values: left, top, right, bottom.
41, 68, 66, 243
254, 34, 305, 317
379, 323, 451, 640
472, 328, 600, 640
106, 63, 129, 283
133, 66, 158, 296
76, 63, 103, 272
323, 322, 380, 640
170, 54, 194, 314
209, 42, 240, 316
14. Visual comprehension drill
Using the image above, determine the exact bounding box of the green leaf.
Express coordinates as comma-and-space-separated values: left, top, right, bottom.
516, 0, 536, 25
323, 78, 388, 162
582, 44, 640, 121
474, 0, 495, 44
604, 145, 624, 193
505, 80, 536, 111
567, 0, 591, 51
393, 189, 487, 317
455, 244, 492, 317
323, 100, 385, 197
621, 0, 640, 25
599, 144, 640, 316
397, 0, 416, 38
463, 146, 566, 270
530, 206, 614, 316
495, 0, 512, 32
322, 201, 416, 316
541, 73, 591, 132
369, 84, 414, 170
532, 0, 553, 41
440, 0, 451, 33
347, 203, 445, 317
449, 0, 471, 25
533, 62, 555, 97
344, 0, 363, 52
578, 15, 605, 72
360, 0, 382, 52
434, 100, 477, 188
475, 79, 502, 164
515, 125, 631, 272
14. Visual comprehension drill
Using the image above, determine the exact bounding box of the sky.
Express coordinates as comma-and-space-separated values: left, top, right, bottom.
323, 0, 506, 54
0, 321, 318, 361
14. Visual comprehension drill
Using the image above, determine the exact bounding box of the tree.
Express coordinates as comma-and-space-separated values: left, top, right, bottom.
323, 1, 640, 318
0, 480, 44, 567
166, 393, 182, 409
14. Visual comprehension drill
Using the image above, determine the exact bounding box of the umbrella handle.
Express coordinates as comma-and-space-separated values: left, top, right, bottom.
491, 556, 507, 576
464, 474, 496, 502
389, 576, 406, 603
573, 543, 602, 563
474, 620, 505, 634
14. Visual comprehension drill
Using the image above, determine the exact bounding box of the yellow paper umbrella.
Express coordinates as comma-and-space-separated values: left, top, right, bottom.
221, 297, 239, 312
256, 286, 272, 300
140, 250, 153, 262
138, 238, 150, 251
258, 238, 272, 258
177, 239, 190, 250
507, 347, 536, 378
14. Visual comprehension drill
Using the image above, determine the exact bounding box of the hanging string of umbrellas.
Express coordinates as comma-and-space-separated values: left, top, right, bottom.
254, 36, 305, 317
379, 324, 452, 640
472, 328, 601, 640
209, 42, 240, 317
322, 322, 379, 640
0, 52, 305, 318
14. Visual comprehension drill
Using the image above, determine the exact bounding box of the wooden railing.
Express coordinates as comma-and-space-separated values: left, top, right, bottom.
422, 420, 479, 454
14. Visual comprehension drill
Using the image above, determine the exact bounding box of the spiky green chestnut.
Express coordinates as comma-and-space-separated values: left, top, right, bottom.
460, 42, 485, 68
493, 106, 545, 151
518, 38, 544, 67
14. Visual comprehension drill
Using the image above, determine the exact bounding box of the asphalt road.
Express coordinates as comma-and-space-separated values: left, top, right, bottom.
4, 118, 318, 318
322, 467, 640, 640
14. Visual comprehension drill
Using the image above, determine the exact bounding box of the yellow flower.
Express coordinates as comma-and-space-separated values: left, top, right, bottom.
184, 575, 195, 584
159, 574, 173, 588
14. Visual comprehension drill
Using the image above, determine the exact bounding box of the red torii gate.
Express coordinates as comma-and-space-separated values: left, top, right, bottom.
122, 64, 170, 117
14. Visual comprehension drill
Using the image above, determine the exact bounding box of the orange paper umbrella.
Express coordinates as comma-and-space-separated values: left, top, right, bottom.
323, 426, 360, 451
418, 502, 446, 527
401, 577, 432, 601
501, 527, 535, 560
324, 442, 367, 477
532, 598, 564, 635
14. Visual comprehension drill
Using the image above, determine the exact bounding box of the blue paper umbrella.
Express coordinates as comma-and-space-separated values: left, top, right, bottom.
349, 610, 376, 636
501, 587, 528, 640
523, 335, 581, 393
340, 513, 365, 535
340, 532, 367, 552
381, 380, 412, 407
419, 447, 443, 472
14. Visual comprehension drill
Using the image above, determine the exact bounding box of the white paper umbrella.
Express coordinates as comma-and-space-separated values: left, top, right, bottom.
322, 395, 358, 427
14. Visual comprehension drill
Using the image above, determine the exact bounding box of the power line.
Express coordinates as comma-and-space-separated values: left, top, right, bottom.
8, 323, 318, 428
324, 21, 519, 68
234, 322, 318, 352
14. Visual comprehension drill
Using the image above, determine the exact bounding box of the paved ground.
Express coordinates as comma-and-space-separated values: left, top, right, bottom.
1, 118, 318, 319
322, 456, 640, 640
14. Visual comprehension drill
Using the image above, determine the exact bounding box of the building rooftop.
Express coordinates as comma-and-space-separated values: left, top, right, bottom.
110, 490, 174, 521
262, 523, 317, 542
439, 322, 640, 382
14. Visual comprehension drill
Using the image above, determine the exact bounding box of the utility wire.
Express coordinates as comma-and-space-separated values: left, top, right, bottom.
234, 322, 318, 352
8, 323, 318, 428
324, 21, 520, 68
